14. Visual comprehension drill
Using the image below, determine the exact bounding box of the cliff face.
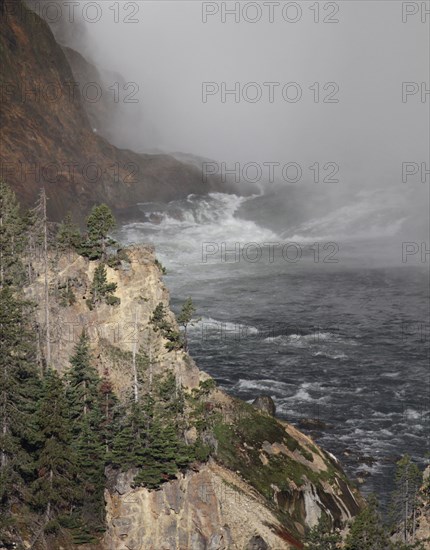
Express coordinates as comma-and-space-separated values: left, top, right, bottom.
0, 1, 228, 221
26, 245, 202, 398
414, 467, 430, 545
104, 462, 301, 550
25, 244, 364, 549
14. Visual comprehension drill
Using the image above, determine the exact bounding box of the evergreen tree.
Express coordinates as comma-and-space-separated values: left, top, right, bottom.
31, 370, 78, 526
0, 181, 27, 288
0, 287, 39, 524
391, 454, 423, 545
304, 514, 342, 549
57, 213, 81, 252
66, 333, 106, 527
82, 204, 116, 260
150, 302, 183, 351
31, 188, 52, 367
87, 264, 119, 309
177, 297, 196, 351
150, 302, 171, 333
75, 414, 105, 528
110, 370, 194, 490
67, 332, 101, 425
99, 368, 119, 455
111, 402, 148, 470
344, 495, 392, 550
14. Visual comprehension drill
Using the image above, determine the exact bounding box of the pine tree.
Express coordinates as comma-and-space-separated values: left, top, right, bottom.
67, 332, 101, 425
111, 402, 147, 470
0, 181, 27, 288
99, 368, 119, 455
57, 213, 81, 252
304, 513, 342, 549
391, 455, 423, 545
111, 372, 194, 490
150, 302, 170, 333
32, 188, 52, 367
0, 287, 39, 524
82, 204, 116, 260
31, 370, 78, 526
344, 495, 392, 550
87, 264, 119, 309
66, 332, 106, 528
75, 414, 105, 528
150, 302, 183, 351
177, 297, 197, 351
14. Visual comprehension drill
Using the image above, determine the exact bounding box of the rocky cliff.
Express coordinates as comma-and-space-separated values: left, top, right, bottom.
0, 0, 229, 222
414, 466, 430, 545
25, 244, 364, 549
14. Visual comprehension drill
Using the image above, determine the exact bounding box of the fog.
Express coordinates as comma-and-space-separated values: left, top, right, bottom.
31, 0, 429, 238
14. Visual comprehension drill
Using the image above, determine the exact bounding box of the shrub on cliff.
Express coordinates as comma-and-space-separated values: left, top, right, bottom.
57, 279, 77, 307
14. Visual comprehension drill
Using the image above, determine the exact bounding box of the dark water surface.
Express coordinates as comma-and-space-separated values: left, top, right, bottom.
118, 192, 429, 506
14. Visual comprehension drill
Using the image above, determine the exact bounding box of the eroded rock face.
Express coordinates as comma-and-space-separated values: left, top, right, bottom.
26, 245, 204, 398
414, 466, 430, 544
252, 395, 276, 417
245, 535, 269, 549
104, 462, 298, 550
0, 1, 230, 221
27, 245, 364, 549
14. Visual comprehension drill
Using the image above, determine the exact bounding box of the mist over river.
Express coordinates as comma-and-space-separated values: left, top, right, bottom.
116, 186, 430, 507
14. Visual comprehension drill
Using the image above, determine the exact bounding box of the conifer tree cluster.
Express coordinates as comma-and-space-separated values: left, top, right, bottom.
111, 372, 196, 489
0, 182, 208, 545
1, 182, 428, 548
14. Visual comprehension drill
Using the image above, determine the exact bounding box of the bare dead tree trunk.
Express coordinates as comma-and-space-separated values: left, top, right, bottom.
405, 476, 409, 543
1, 395, 7, 470
0, 209, 4, 288
132, 310, 139, 403
148, 329, 153, 395
42, 189, 51, 367
83, 379, 87, 417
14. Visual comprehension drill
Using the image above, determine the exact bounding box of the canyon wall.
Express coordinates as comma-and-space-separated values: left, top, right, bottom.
26, 244, 364, 549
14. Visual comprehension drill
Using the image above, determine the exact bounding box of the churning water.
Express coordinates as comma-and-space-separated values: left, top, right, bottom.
117, 187, 429, 506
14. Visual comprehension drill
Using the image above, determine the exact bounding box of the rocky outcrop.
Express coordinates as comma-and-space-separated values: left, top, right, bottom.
0, 1, 230, 221
26, 245, 203, 398
415, 466, 430, 544
252, 395, 276, 417
104, 462, 302, 550
26, 244, 364, 548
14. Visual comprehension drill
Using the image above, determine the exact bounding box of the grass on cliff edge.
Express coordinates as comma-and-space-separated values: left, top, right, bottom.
213, 399, 341, 502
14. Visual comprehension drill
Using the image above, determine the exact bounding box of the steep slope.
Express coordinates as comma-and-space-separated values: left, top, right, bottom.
0, 0, 227, 221
61, 45, 126, 147
25, 244, 364, 549
412, 466, 430, 545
